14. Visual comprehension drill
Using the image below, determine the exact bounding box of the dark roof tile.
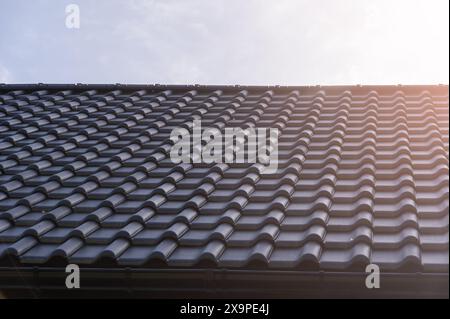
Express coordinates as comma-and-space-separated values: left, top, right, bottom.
0, 85, 447, 277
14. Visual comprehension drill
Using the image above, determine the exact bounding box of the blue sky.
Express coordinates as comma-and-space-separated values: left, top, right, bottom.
0, 0, 448, 85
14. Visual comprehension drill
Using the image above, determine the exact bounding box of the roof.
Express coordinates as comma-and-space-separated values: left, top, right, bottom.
0, 84, 448, 297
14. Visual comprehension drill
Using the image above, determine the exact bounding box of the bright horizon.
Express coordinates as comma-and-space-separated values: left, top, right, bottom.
0, 0, 449, 85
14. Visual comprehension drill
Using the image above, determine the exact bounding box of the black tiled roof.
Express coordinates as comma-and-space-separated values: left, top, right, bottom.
0, 84, 448, 275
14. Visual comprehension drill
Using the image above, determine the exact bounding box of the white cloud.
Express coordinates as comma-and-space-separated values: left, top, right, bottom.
0, 0, 448, 84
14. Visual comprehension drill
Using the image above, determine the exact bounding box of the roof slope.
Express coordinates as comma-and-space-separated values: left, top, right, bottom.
0, 84, 448, 274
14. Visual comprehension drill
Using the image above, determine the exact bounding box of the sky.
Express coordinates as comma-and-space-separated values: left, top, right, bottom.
0, 0, 448, 85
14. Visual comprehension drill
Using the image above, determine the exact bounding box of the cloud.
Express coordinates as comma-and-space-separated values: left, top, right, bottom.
0, 0, 448, 84
0, 64, 12, 83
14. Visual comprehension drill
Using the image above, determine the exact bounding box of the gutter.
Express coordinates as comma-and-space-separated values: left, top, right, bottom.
0, 266, 448, 298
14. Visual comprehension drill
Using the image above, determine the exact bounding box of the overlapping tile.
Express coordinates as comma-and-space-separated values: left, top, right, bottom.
0, 84, 448, 274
